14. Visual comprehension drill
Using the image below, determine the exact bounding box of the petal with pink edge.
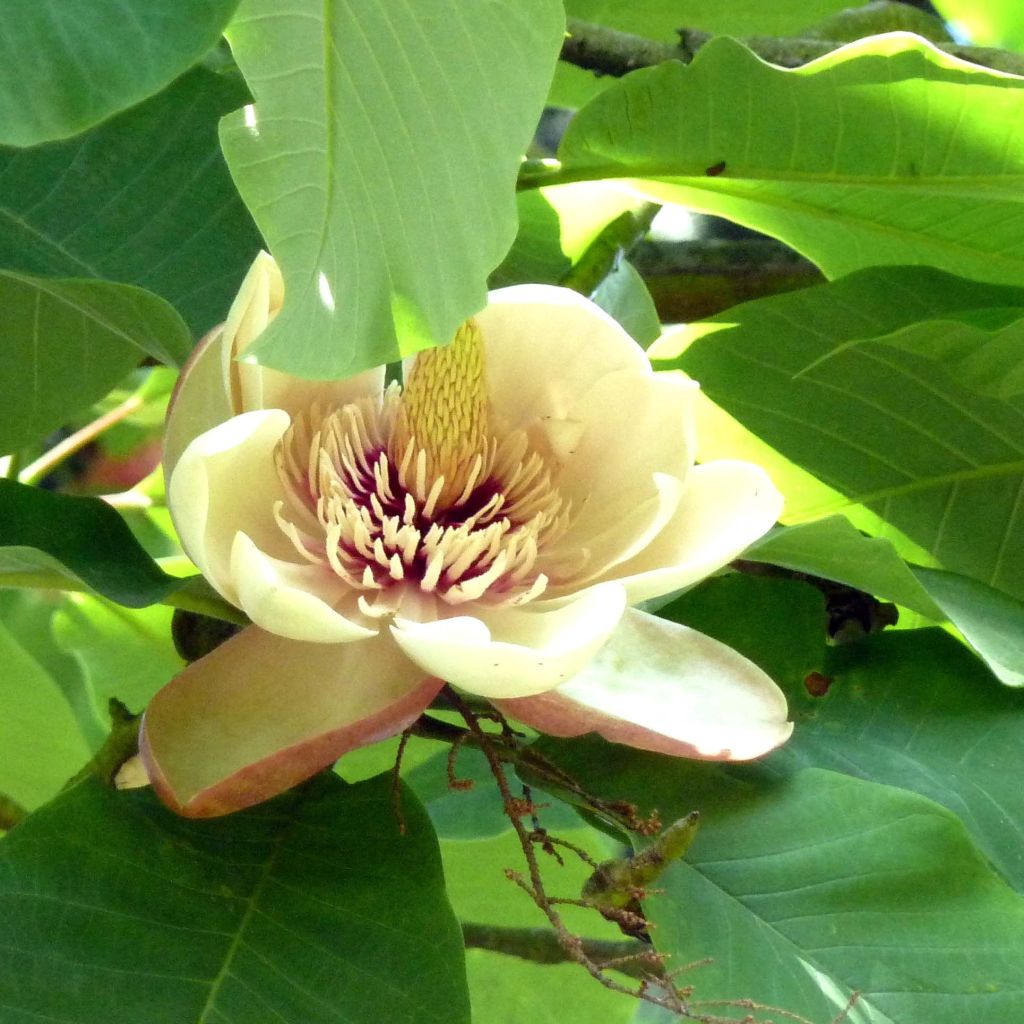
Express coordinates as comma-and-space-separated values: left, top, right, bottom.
390, 582, 626, 699
140, 627, 441, 817
494, 608, 792, 761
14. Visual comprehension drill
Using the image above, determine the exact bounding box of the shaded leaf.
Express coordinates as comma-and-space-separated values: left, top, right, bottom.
589, 258, 661, 346
0, 479, 183, 607
0, 67, 262, 337
222, 0, 564, 379
0, 773, 469, 1023
0, 0, 241, 146
559, 36, 1024, 286
0, 274, 190, 452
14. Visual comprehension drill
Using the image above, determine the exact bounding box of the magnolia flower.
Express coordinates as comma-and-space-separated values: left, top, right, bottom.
142, 253, 790, 817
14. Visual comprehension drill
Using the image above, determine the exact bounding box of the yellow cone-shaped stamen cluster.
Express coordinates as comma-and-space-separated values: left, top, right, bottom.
273, 319, 569, 610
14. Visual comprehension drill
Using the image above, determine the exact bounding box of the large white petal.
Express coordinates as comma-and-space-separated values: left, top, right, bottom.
168, 410, 296, 604
494, 608, 792, 760
230, 532, 375, 643
607, 461, 784, 604
390, 582, 626, 699
140, 627, 441, 817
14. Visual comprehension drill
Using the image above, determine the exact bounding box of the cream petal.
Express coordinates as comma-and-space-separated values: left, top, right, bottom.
494, 608, 793, 760
607, 461, 785, 604
163, 325, 235, 481
230, 532, 376, 643
389, 582, 627, 699
168, 410, 296, 604
476, 285, 655, 432
140, 626, 441, 817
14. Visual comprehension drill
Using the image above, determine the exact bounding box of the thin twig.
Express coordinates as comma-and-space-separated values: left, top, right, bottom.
19, 394, 143, 486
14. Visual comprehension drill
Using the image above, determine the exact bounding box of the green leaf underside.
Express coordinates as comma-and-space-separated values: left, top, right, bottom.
551, 0, 857, 108
536, 735, 1024, 1023
658, 266, 1024, 600
559, 35, 1024, 287
0, 67, 263, 337
0, 773, 468, 1023
221, 0, 565, 380
0, 480, 184, 607
0, 273, 191, 453
745, 517, 1024, 686
0, 619, 91, 810
0, 0, 241, 147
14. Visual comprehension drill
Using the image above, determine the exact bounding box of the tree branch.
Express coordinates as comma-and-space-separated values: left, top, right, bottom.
561, 16, 1024, 79
461, 922, 651, 978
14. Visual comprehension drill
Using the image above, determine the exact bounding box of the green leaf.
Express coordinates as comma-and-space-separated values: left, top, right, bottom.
552, 0, 856, 108
536, 738, 1024, 1022
746, 517, 1024, 686
0, 479, 183, 607
0, 773, 469, 1023
52, 596, 184, 728
745, 517, 943, 618
0, 1, 241, 146
589, 258, 661, 347
933, 0, 1024, 51
0, 274, 190, 452
558, 35, 1024, 286
0, 67, 263, 337
776, 629, 1024, 892
221, 0, 565, 379
910, 568, 1024, 687
655, 266, 1024, 601
651, 574, 1024, 893
0, 618, 90, 811
489, 191, 571, 288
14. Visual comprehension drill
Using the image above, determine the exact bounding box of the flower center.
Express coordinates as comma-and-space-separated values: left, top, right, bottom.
273, 320, 569, 614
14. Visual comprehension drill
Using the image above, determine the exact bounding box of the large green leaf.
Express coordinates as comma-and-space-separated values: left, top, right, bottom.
0, 773, 469, 1023
0, 480, 184, 607
0, 619, 90, 811
0, 1, 241, 146
556, 35, 1024, 286
0, 67, 262, 336
535, 737, 1024, 1022
0, 274, 190, 453
221, 0, 564, 379
663, 573, 1024, 892
552, 0, 857, 108
654, 267, 1024, 601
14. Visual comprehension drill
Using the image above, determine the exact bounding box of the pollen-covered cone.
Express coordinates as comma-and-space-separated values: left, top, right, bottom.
142, 252, 790, 817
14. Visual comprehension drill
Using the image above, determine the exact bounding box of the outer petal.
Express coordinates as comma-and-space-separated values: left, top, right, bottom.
390, 582, 626, 699
606, 460, 785, 604
140, 627, 442, 817
168, 409, 297, 603
494, 608, 792, 760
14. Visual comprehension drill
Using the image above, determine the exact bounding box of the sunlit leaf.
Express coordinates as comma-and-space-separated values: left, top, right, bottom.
221, 0, 564, 379
934, 0, 1024, 51
0, 274, 190, 453
0, 773, 470, 1023
0, 1, 241, 146
559, 35, 1024, 286
0, 619, 90, 811
655, 267, 1024, 601
0, 67, 262, 336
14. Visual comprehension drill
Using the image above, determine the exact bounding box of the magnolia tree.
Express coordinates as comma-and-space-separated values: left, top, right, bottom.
2, 2, 1024, 1022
